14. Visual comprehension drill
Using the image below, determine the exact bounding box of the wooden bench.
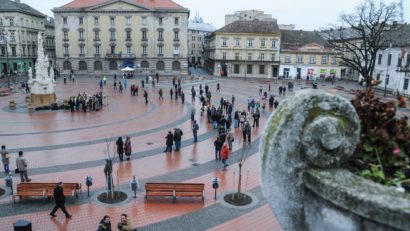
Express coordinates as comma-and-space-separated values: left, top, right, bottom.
0, 88, 10, 96
13, 182, 81, 203
145, 182, 204, 201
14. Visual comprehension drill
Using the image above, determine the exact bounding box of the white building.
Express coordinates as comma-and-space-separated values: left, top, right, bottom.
187, 14, 215, 66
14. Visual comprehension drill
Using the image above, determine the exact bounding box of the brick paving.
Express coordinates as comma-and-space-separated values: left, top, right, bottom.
0, 76, 395, 231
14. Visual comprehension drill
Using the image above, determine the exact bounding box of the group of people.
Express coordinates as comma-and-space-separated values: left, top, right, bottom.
115, 136, 132, 161
97, 213, 134, 231
68, 92, 105, 112
164, 128, 184, 152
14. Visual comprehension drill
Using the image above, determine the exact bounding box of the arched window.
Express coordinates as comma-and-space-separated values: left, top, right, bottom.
63, 61, 71, 70
141, 61, 149, 68
94, 61, 102, 71
79, 61, 87, 70
109, 61, 117, 70
172, 61, 180, 71
156, 61, 164, 70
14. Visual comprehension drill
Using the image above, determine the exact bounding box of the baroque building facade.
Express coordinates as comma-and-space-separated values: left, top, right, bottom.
0, 0, 46, 75
205, 20, 281, 78
53, 0, 189, 76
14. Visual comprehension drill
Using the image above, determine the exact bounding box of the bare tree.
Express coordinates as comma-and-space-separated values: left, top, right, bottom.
322, 0, 398, 87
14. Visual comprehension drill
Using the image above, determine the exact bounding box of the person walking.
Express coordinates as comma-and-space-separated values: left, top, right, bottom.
119, 82, 123, 93
192, 120, 199, 143
214, 137, 223, 161
226, 129, 234, 151
170, 88, 173, 100
50, 182, 72, 218
242, 120, 251, 144
164, 131, 174, 152
216, 83, 220, 92
16, 151, 31, 182
97, 215, 112, 231
274, 100, 279, 109
116, 137, 124, 161
124, 136, 132, 161
117, 214, 133, 231
253, 109, 260, 128
159, 89, 163, 100
144, 90, 148, 104
279, 86, 283, 96
1, 145, 10, 174
221, 143, 230, 170
181, 92, 185, 104
173, 128, 183, 151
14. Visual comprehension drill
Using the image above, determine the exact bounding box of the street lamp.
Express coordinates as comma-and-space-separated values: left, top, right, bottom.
384, 42, 392, 97
0, 32, 11, 90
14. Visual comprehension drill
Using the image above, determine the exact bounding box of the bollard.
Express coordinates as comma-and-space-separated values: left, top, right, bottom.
212, 177, 220, 200
86, 176, 93, 198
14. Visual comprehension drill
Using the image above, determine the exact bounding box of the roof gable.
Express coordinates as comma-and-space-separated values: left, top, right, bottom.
88, 0, 150, 11
57, 0, 186, 10
300, 43, 324, 51
0, 0, 44, 18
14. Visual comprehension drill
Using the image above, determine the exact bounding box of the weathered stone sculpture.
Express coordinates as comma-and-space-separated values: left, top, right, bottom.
260, 90, 360, 230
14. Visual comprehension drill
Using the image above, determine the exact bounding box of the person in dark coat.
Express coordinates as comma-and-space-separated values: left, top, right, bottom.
97, 215, 112, 231
124, 136, 132, 160
170, 88, 173, 100
173, 128, 183, 151
214, 137, 223, 161
164, 131, 174, 152
116, 137, 124, 161
181, 92, 185, 104
50, 182, 72, 218
144, 90, 148, 104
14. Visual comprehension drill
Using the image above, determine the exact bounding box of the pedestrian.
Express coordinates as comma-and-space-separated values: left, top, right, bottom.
242, 120, 251, 143
227, 129, 234, 150
181, 91, 185, 104
173, 128, 183, 151
156, 73, 159, 83
119, 82, 123, 93
114, 80, 117, 90
279, 86, 283, 96
283, 86, 287, 96
191, 108, 196, 121
259, 86, 262, 96
217, 82, 220, 92
97, 215, 112, 231
124, 79, 128, 89
274, 100, 279, 109
170, 88, 173, 100
49, 182, 72, 218
192, 120, 199, 143
231, 95, 235, 107
116, 137, 124, 161
159, 89, 163, 100
72, 75, 75, 83
99, 79, 104, 90
253, 109, 260, 127
214, 137, 223, 161
1, 145, 10, 174
64, 76, 67, 84
16, 151, 31, 182
164, 131, 174, 152
221, 143, 230, 170
234, 111, 240, 128
117, 214, 133, 231
269, 96, 274, 109
144, 90, 148, 104
124, 136, 132, 161
141, 79, 145, 88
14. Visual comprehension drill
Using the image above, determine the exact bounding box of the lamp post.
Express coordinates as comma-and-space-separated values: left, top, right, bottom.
0, 32, 10, 90
384, 42, 392, 97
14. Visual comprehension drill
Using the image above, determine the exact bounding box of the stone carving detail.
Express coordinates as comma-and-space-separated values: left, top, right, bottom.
27, 33, 56, 95
260, 90, 360, 230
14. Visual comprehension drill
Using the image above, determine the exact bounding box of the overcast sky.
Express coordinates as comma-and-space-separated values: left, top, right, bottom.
22, 0, 410, 30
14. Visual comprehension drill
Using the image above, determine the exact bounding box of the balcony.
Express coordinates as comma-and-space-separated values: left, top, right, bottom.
141, 38, 148, 42
123, 53, 136, 59
173, 38, 180, 42
63, 38, 69, 42
94, 54, 101, 59
105, 53, 122, 59
64, 53, 70, 58
94, 37, 100, 42
173, 50, 180, 55
110, 38, 116, 42
125, 38, 132, 42
78, 38, 85, 42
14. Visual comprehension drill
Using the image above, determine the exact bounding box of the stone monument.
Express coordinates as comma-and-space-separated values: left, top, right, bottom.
27, 33, 56, 106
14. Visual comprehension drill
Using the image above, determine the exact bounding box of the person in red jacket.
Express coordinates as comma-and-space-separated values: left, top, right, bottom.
221, 143, 230, 170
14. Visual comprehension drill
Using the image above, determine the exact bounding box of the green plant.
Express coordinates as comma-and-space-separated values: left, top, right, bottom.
349, 89, 410, 188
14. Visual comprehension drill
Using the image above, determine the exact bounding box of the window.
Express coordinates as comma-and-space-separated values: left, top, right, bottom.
378, 54, 382, 65
10, 32, 15, 41
259, 65, 265, 74
62, 17, 66, 25
309, 56, 316, 64
63, 61, 71, 70
271, 53, 276, 61
1, 46, 5, 56
235, 39, 240, 47
158, 45, 163, 55
141, 61, 149, 68
248, 53, 252, 61
297, 55, 303, 63
94, 31, 99, 40
126, 31, 131, 40
235, 53, 239, 61
110, 31, 115, 40
260, 40, 265, 47
157, 61, 165, 70
11, 47, 16, 56
79, 46, 84, 54
158, 31, 163, 41
158, 17, 163, 25
174, 17, 179, 25
406, 54, 410, 67
387, 54, 392, 65
222, 52, 226, 60
397, 57, 402, 67
142, 16, 147, 25
172, 61, 181, 70
64, 45, 69, 54
0, 18, 2, 26
247, 39, 253, 47
22, 46, 25, 56
94, 17, 99, 26
110, 45, 115, 54
173, 46, 179, 55
126, 46, 131, 54
79, 17, 83, 25
284, 68, 290, 78
142, 45, 147, 55
94, 61, 102, 70
192, 36, 196, 41
285, 55, 291, 63
142, 31, 147, 40
63, 31, 68, 40
404, 78, 409, 90
332, 57, 337, 65
247, 64, 253, 74
234, 64, 240, 74
95, 45, 100, 54
321, 55, 328, 64
126, 17, 131, 25
79, 31, 84, 40
109, 61, 117, 70
174, 31, 179, 41
222, 39, 227, 47
272, 40, 277, 48
110, 17, 115, 25
260, 53, 265, 61
78, 61, 87, 71
376, 73, 381, 80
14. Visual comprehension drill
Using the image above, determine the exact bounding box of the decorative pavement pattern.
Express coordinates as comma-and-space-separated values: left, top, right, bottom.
0, 75, 380, 231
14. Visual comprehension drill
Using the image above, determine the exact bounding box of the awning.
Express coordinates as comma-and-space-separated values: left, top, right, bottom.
121, 66, 134, 72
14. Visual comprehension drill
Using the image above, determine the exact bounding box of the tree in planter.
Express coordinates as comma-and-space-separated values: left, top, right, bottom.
322, 0, 398, 87
103, 137, 115, 200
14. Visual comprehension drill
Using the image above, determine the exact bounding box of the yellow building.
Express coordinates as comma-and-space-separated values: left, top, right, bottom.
53, 0, 189, 76
279, 30, 341, 80
205, 20, 281, 78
